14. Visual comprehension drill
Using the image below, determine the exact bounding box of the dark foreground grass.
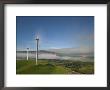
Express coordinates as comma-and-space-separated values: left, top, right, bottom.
16, 59, 94, 74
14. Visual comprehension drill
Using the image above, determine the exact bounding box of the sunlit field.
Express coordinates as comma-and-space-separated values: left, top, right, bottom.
16, 59, 94, 74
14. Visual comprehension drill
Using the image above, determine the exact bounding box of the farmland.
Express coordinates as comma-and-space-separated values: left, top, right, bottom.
16, 59, 94, 74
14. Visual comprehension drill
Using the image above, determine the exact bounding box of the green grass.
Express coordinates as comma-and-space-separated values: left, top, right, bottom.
53, 66, 72, 74
78, 65, 94, 74
16, 59, 94, 74
64, 61, 94, 74
16, 60, 72, 74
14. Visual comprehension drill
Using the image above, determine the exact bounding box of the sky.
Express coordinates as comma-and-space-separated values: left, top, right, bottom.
16, 16, 94, 51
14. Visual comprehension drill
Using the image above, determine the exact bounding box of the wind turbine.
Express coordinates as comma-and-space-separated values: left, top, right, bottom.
27, 48, 29, 60
35, 36, 39, 65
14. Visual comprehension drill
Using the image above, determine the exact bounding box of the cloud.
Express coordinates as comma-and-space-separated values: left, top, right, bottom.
50, 47, 61, 49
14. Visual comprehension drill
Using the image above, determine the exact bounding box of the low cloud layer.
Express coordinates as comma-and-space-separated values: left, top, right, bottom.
49, 46, 94, 54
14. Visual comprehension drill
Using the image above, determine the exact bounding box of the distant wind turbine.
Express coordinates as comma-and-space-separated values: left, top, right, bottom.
27, 48, 29, 60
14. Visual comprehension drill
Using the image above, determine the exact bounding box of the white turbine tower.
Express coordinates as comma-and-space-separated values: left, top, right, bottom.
35, 36, 39, 65
27, 48, 29, 60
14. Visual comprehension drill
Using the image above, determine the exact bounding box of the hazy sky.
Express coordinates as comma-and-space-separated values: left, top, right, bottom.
16, 16, 94, 51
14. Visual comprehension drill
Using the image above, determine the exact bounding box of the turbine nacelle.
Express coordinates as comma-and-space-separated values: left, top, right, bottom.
27, 48, 29, 50
36, 36, 39, 40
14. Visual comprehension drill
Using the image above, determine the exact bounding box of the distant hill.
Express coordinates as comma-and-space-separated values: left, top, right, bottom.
17, 50, 56, 54
48, 47, 94, 57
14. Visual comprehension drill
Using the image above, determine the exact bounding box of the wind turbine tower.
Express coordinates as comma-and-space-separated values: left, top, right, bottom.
35, 36, 39, 65
27, 48, 29, 60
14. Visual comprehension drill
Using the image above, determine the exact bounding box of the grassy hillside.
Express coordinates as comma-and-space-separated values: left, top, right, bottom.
16, 59, 94, 74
